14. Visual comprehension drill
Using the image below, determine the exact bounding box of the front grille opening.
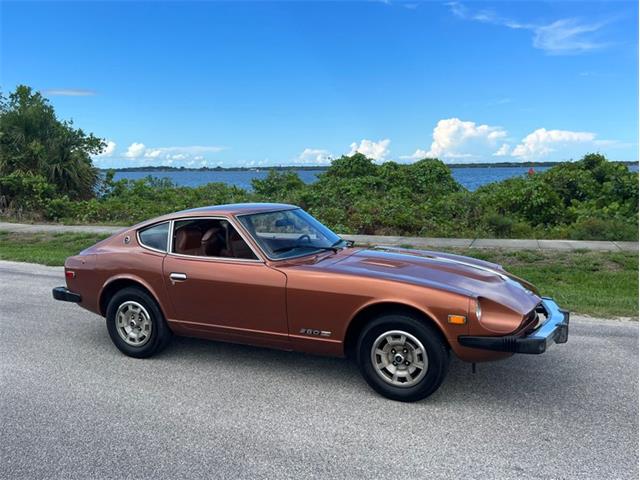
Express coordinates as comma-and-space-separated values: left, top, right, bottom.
521, 303, 546, 334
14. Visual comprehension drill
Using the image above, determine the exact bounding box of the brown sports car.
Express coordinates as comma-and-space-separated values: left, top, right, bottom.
53, 203, 569, 401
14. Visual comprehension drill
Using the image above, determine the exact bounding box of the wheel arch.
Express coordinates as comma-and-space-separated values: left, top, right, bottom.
343, 301, 449, 358
99, 275, 165, 318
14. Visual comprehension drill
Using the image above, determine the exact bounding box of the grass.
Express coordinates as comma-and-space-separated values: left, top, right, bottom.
444, 248, 638, 318
0, 231, 109, 266
0, 231, 637, 318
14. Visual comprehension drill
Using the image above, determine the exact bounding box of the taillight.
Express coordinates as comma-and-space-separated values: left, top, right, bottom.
65, 270, 76, 280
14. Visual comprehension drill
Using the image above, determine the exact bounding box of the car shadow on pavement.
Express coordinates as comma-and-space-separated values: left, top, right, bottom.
143, 333, 578, 404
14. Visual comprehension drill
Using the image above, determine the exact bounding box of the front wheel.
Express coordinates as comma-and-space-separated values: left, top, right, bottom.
357, 313, 449, 402
106, 287, 172, 358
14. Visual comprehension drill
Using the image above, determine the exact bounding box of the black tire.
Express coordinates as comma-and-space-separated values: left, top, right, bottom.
106, 287, 172, 358
356, 312, 449, 402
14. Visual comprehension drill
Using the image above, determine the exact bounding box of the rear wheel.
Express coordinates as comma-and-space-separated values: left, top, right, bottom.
106, 287, 172, 358
357, 312, 449, 402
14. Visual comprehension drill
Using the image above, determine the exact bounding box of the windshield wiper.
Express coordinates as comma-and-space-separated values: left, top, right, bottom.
273, 239, 345, 255
272, 244, 335, 254
330, 239, 347, 250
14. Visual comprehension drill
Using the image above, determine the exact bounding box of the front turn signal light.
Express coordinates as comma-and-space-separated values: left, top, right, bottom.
447, 314, 467, 325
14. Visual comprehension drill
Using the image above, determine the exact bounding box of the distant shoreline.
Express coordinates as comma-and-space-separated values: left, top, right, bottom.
101, 160, 639, 173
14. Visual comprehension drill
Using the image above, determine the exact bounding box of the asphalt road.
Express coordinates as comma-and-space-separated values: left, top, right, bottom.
1, 260, 638, 479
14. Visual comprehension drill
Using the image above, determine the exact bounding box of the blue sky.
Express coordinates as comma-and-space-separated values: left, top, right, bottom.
1, 0, 638, 167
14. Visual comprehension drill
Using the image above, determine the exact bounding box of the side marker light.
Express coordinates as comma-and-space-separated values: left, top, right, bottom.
448, 314, 467, 325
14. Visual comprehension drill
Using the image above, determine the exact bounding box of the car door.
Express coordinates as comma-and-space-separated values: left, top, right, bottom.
162, 216, 289, 349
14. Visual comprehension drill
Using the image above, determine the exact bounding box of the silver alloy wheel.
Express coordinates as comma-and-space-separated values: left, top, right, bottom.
370, 330, 428, 388
115, 301, 153, 347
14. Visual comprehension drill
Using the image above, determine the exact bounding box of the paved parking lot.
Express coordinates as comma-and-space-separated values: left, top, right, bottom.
0, 260, 638, 479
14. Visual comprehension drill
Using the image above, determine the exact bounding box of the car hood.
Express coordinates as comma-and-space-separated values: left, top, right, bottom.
326, 246, 540, 315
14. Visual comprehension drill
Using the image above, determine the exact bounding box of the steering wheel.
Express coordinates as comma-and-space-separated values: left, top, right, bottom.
297, 234, 312, 243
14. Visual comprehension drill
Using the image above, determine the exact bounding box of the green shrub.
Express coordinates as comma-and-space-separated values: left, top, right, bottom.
485, 213, 514, 237
251, 170, 305, 203
44, 196, 77, 221
1, 151, 637, 241
568, 217, 638, 241
323, 153, 377, 178
0, 171, 55, 215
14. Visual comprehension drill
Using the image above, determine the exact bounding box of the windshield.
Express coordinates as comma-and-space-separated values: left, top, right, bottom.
237, 208, 343, 260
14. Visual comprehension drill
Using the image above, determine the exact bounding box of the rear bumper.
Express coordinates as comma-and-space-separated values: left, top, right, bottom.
52, 286, 81, 303
458, 298, 569, 354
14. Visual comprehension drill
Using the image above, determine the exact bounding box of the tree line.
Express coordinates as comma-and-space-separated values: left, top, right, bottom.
0, 85, 637, 241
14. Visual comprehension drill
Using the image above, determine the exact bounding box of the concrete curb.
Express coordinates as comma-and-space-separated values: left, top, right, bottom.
1, 221, 637, 252
341, 234, 638, 252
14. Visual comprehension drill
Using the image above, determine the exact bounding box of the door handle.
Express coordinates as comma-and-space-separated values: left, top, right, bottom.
169, 272, 187, 283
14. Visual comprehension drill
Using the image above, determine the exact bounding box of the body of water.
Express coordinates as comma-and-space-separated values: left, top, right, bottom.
113, 164, 638, 191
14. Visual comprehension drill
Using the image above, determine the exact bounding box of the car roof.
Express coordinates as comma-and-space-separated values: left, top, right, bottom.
134, 203, 299, 228
177, 202, 298, 216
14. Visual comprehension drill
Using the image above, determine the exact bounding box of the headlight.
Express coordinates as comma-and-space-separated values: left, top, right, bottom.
475, 300, 482, 322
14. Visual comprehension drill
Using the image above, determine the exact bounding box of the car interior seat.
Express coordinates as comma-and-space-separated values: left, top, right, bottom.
201, 226, 224, 256
174, 227, 203, 255
223, 225, 256, 259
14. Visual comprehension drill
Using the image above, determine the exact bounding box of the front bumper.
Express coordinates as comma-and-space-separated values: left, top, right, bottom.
52, 286, 81, 303
458, 298, 569, 354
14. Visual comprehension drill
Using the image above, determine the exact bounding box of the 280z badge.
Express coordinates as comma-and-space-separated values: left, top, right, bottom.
299, 328, 332, 338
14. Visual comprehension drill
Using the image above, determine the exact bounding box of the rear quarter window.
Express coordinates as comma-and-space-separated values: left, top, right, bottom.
138, 222, 170, 252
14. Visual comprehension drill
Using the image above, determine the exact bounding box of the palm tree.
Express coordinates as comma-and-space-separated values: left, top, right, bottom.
0, 85, 104, 199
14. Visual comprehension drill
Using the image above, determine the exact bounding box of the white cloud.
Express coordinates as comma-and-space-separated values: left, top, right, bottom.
42, 88, 96, 96
121, 143, 226, 164
493, 143, 511, 157
403, 118, 507, 161
593, 139, 636, 149
162, 146, 226, 155
448, 2, 610, 55
296, 148, 332, 165
403, 121, 621, 162
511, 128, 596, 159
144, 149, 162, 158
348, 138, 391, 161
401, 148, 431, 161
532, 19, 608, 55
95, 140, 116, 157
124, 142, 146, 158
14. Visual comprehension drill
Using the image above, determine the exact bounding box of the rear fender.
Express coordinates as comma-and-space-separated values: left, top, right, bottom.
99, 274, 167, 318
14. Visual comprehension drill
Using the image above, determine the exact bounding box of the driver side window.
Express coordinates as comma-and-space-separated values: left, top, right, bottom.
172, 218, 257, 260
